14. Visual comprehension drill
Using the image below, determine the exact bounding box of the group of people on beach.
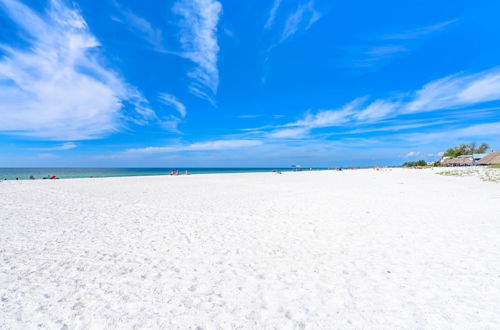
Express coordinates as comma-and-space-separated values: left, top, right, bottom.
1, 175, 59, 181
170, 170, 189, 176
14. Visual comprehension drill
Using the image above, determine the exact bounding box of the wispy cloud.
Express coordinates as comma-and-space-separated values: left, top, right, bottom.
263, 98, 365, 139
280, 0, 321, 42
159, 93, 187, 118
405, 68, 500, 113
0, 0, 164, 140
173, 0, 222, 104
256, 67, 500, 139
384, 19, 458, 40
112, 2, 164, 51
345, 120, 449, 135
267, 127, 309, 139
264, 0, 283, 30
125, 139, 262, 154
354, 100, 400, 121
33, 142, 77, 151
238, 114, 262, 119
288, 98, 366, 129
353, 19, 457, 67
356, 45, 408, 67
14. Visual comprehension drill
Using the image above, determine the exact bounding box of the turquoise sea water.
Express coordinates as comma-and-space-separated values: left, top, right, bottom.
0, 168, 324, 180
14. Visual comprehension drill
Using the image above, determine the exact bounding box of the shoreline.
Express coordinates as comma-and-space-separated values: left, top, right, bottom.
0, 167, 333, 181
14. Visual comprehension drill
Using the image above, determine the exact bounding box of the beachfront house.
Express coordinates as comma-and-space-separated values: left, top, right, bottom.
477, 151, 500, 166
440, 153, 493, 167
473, 153, 489, 164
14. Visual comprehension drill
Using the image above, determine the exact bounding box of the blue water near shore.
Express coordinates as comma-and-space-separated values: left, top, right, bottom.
0, 168, 324, 180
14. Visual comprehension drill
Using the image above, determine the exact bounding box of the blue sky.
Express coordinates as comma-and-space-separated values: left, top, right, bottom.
1, 0, 500, 167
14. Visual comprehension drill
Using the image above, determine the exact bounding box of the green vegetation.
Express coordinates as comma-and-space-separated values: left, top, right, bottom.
402, 160, 427, 167
489, 164, 500, 169
443, 142, 489, 157
438, 170, 477, 177
437, 168, 500, 183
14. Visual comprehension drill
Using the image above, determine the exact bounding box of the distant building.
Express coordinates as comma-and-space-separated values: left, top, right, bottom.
477, 151, 500, 165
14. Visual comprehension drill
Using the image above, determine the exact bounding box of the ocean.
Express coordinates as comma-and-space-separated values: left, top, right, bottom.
0, 168, 322, 180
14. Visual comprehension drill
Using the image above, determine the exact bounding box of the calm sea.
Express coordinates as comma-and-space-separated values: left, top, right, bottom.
0, 168, 323, 180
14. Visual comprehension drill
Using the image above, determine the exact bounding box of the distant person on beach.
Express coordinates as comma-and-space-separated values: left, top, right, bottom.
176, 170, 180, 176
170, 170, 175, 176
185, 170, 189, 175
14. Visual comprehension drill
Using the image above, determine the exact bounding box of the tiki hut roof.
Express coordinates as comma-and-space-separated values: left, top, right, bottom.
477, 151, 500, 165
440, 156, 473, 166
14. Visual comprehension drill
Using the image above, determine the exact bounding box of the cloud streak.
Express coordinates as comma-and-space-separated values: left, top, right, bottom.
173, 0, 222, 104
264, 0, 283, 30
126, 139, 262, 154
32, 142, 78, 151
353, 19, 457, 67
280, 0, 321, 42
384, 19, 458, 40
159, 93, 187, 118
112, 2, 164, 51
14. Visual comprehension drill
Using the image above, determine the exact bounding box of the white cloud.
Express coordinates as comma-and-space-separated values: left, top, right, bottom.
173, 0, 222, 104
355, 100, 400, 121
159, 93, 187, 118
280, 0, 321, 42
406, 151, 420, 157
0, 0, 161, 140
405, 68, 500, 113
264, 0, 283, 30
126, 139, 262, 154
287, 98, 366, 129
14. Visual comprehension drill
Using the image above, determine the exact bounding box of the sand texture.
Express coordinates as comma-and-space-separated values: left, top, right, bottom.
1, 169, 500, 329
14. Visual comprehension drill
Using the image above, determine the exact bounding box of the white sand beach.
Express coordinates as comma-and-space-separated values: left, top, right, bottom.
1, 169, 500, 329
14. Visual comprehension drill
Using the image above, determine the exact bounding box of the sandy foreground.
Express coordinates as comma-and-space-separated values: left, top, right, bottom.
1, 169, 500, 329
